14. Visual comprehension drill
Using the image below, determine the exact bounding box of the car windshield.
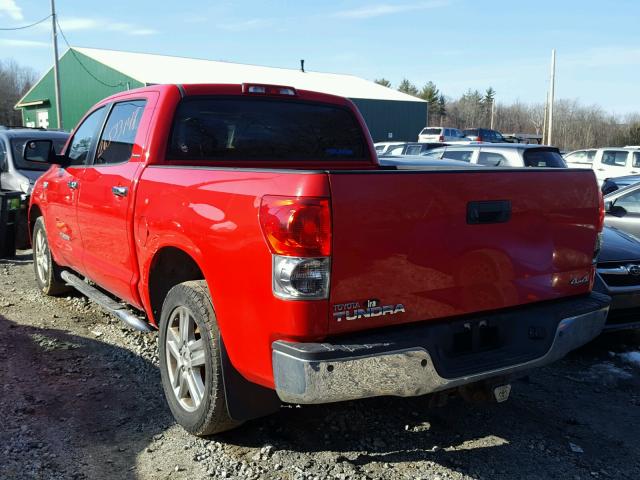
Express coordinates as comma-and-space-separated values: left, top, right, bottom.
11, 137, 68, 171
168, 97, 369, 162
421, 128, 441, 135
523, 149, 566, 168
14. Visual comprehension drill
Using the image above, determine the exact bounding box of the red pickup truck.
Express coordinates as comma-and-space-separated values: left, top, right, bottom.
26, 83, 609, 436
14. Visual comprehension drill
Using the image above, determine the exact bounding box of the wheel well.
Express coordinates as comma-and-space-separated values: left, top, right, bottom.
148, 247, 205, 322
29, 204, 42, 234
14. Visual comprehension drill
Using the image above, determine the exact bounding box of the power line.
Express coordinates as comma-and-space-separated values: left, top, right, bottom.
55, 19, 123, 89
0, 14, 52, 30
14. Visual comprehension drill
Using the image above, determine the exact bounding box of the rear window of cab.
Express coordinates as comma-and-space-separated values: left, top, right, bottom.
167, 97, 369, 162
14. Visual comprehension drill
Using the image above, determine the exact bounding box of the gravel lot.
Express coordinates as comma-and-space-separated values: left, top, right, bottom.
1, 251, 640, 480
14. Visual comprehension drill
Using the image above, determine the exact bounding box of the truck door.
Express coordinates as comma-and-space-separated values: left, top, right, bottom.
75, 94, 156, 306
44, 106, 107, 270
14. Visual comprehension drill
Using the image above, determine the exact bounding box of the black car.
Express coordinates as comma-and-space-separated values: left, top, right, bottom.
462, 128, 507, 143
595, 226, 640, 331
601, 174, 640, 195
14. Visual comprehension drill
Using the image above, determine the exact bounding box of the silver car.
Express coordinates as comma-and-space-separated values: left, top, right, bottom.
0, 127, 69, 193
422, 143, 566, 168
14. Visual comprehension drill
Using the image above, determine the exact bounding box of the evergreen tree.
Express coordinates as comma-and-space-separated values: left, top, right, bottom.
397, 79, 419, 97
374, 78, 392, 88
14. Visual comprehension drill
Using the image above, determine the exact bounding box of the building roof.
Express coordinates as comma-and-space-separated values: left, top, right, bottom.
70, 47, 424, 103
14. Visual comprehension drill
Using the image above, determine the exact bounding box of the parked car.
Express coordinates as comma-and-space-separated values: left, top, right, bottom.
0, 127, 69, 248
595, 226, 640, 331
601, 174, 640, 195
374, 141, 405, 155
462, 128, 507, 143
380, 142, 448, 156
0, 127, 69, 194
377, 155, 482, 169
564, 147, 640, 183
423, 144, 567, 168
604, 182, 640, 238
26, 83, 608, 436
418, 127, 466, 143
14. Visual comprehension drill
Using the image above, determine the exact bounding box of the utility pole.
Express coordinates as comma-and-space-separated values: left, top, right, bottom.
50, 0, 63, 129
547, 49, 556, 146
490, 98, 496, 130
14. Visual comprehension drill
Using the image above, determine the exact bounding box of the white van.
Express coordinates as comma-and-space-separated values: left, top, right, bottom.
564, 148, 640, 182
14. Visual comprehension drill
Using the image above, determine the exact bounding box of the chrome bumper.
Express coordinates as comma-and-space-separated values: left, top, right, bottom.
272, 303, 609, 404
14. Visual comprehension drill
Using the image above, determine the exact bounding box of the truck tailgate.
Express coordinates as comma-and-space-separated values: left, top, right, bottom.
328, 169, 600, 335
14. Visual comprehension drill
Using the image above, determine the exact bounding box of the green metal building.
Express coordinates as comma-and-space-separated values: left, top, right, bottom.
16, 47, 427, 142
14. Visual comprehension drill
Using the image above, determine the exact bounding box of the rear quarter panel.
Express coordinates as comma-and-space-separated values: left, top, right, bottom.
135, 167, 330, 388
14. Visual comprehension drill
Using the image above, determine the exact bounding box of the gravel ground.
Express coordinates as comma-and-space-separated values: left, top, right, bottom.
1, 250, 640, 480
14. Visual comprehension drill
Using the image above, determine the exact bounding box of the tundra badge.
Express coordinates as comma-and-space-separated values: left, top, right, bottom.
333, 299, 406, 322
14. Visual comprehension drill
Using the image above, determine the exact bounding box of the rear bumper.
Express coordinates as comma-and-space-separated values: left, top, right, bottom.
272, 293, 610, 404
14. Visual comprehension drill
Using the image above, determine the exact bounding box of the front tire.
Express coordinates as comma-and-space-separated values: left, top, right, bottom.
159, 280, 239, 436
32, 217, 69, 296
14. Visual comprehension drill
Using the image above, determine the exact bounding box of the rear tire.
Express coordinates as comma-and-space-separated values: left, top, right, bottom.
159, 280, 240, 436
32, 217, 69, 296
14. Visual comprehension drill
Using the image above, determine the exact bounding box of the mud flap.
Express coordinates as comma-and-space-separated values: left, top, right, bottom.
219, 334, 281, 422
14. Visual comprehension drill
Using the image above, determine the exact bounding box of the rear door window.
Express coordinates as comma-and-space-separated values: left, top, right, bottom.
168, 98, 368, 162
95, 100, 146, 165
632, 152, 640, 168
421, 128, 441, 135
601, 150, 629, 167
404, 145, 422, 155
478, 151, 508, 166
442, 149, 473, 162
523, 149, 566, 168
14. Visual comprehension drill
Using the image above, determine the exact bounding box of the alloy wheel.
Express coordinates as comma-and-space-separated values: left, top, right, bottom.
165, 306, 207, 412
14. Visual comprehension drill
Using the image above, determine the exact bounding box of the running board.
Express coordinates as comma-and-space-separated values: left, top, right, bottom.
60, 271, 153, 332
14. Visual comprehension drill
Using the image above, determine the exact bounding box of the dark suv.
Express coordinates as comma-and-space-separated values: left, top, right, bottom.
463, 128, 507, 143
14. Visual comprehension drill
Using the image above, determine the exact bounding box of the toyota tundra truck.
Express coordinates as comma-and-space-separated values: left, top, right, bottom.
25, 83, 610, 436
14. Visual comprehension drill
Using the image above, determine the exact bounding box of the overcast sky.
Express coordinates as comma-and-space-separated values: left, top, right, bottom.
1, 0, 639, 115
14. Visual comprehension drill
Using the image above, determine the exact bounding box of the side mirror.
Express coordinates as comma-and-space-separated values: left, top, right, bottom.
608, 203, 627, 218
23, 139, 54, 163
23, 140, 67, 166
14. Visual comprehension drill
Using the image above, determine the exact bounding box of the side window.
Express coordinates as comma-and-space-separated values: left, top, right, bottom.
68, 107, 106, 166
405, 145, 421, 155
586, 150, 596, 161
95, 100, 146, 165
616, 189, 640, 214
601, 151, 628, 167
478, 151, 508, 166
633, 152, 640, 168
443, 150, 473, 162
387, 145, 404, 155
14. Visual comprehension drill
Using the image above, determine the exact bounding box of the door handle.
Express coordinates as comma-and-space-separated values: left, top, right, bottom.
112, 186, 128, 197
67, 180, 79, 189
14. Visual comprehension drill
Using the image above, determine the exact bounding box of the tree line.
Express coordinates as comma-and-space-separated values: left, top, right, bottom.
0, 60, 36, 126
375, 78, 640, 151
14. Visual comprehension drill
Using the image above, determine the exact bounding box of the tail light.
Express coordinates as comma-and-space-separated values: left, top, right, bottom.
260, 196, 331, 299
477, 135, 483, 142
242, 83, 297, 96
438, 135, 444, 142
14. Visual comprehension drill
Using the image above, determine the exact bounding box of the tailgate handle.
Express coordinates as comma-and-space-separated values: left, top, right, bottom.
467, 200, 511, 225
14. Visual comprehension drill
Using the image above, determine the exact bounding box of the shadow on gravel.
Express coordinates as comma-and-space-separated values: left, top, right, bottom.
0, 315, 170, 480
221, 332, 640, 479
